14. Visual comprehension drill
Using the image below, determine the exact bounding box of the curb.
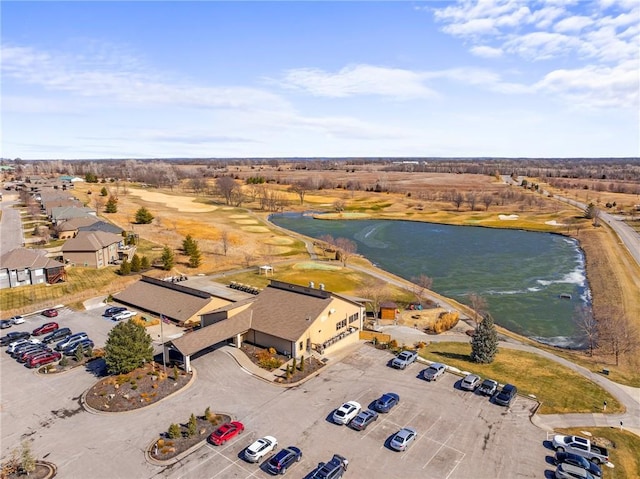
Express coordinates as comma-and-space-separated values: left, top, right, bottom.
81, 366, 198, 416
145, 412, 234, 466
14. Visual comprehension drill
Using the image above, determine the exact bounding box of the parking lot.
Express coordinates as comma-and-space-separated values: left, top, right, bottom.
1, 315, 548, 478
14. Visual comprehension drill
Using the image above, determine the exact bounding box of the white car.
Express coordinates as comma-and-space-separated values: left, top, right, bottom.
333, 401, 361, 425
244, 436, 278, 463
7, 338, 41, 354
10, 315, 25, 325
112, 310, 138, 321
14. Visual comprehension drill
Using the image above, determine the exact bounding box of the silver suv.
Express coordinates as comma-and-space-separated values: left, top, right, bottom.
391, 350, 418, 369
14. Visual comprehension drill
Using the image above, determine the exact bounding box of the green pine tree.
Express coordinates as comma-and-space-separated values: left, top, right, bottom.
135, 206, 154, 224
188, 413, 197, 437
140, 256, 151, 270
168, 423, 182, 439
105, 195, 118, 213
188, 244, 202, 268
100, 186, 108, 196
470, 314, 499, 364
75, 343, 85, 362
104, 320, 154, 375
130, 254, 141, 272
161, 246, 174, 271
119, 259, 131, 275
182, 235, 196, 255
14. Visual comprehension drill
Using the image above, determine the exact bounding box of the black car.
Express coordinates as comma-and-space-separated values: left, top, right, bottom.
266, 446, 302, 475
555, 451, 602, 477
42, 327, 72, 344
1, 331, 30, 346
0, 319, 12, 329
62, 338, 94, 356
103, 307, 126, 317
494, 384, 517, 406
311, 454, 348, 479
373, 393, 400, 413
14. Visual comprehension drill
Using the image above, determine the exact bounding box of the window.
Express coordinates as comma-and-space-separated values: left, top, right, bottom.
335, 319, 347, 330
299, 341, 303, 351
348, 313, 359, 324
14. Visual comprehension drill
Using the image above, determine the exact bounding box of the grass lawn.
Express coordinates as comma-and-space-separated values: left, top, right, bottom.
555, 427, 640, 479
418, 342, 623, 414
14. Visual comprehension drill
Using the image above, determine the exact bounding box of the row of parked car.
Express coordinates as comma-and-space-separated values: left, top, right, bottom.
206, 420, 347, 478
392, 349, 519, 406
103, 306, 137, 321
2, 323, 94, 369
0, 309, 59, 329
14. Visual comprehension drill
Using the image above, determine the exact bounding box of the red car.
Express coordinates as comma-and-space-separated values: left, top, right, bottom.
27, 351, 61, 368
209, 421, 244, 446
42, 309, 58, 318
32, 322, 59, 336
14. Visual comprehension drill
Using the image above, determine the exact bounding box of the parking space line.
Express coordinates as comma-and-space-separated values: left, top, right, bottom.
444, 452, 466, 479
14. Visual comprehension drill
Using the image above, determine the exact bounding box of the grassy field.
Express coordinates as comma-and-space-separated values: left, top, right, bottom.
418, 342, 623, 415
555, 427, 640, 479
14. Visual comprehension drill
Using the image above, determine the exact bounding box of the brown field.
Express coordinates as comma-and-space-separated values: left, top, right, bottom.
12, 165, 638, 383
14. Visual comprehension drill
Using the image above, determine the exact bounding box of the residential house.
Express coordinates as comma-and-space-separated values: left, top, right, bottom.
61, 231, 124, 268
50, 206, 96, 225
0, 247, 66, 289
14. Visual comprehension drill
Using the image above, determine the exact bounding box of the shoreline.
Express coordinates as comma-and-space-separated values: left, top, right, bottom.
266, 212, 591, 350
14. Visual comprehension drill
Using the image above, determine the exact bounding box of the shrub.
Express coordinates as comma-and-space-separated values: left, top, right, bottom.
205, 406, 212, 421
168, 423, 182, 439
268, 347, 277, 355
299, 355, 305, 372
157, 439, 165, 448
131, 384, 138, 390
59, 356, 69, 367
259, 357, 284, 370
188, 414, 197, 437
74, 343, 85, 363
433, 311, 459, 334
292, 357, 297, 371
173, 365, 179, 381
389, 339, 398, 350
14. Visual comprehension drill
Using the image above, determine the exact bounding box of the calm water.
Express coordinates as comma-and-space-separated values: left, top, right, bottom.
271, 214, 590, 348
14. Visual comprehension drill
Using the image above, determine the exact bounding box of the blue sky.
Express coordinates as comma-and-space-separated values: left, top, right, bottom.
2, 1, 639, 159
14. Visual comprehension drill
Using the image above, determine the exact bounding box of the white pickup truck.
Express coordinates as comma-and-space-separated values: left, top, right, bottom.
552, 435, 609, 465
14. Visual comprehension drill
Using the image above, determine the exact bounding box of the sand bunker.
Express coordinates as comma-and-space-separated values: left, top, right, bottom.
234, 219, 259, 225
229, 215, 249, 219
545, 220, 565, 226
265, 237, 295, 245
498, 214, 519, 220
241, 226, 270, 233
128, 190, 218, 213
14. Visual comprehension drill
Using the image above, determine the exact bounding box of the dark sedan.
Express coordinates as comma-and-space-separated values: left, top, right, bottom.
348, 409, 378, 431
103, 307, 126, 317
1, 331, 30, 346
373, 392, 400, 413
42, 327, 72, 344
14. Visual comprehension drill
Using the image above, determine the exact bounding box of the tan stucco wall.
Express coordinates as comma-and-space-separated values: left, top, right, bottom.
64, 251, 97, 267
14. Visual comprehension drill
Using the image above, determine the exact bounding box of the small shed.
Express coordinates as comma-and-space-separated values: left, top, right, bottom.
379, 301, 398, 320
258, 265, 274, 276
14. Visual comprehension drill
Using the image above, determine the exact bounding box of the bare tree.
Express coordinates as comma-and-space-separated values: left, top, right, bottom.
334, 237, 357, 266
466, 192, 477, 211
482, 194, 493, 211
468, 292, 488, 328
289, 179, 312, 205
357, 281, 390, 326
220, 230, 230, 256
411, 274, 433, 307
333, 200, 345, 212
574, 305, 598, 356
452, 192, 464, 211
598, 309, 639, 366
216, 176, 238, 205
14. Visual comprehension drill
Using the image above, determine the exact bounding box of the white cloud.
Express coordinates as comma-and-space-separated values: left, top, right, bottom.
503, 32, 583, 60
470, 45, 504, 58
553, 15, 594, 32
1, 44, 290, 113
277, 64, 438, 99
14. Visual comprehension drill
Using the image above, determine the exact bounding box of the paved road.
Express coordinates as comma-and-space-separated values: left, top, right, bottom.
0, 192, 24, 255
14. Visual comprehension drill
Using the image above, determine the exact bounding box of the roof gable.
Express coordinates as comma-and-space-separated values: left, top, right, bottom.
0, 247, 64, 270
61, 231, 122, 252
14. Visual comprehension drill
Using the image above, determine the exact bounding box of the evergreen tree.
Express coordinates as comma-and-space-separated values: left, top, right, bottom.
470, 314, 499, 364
188, 243, 202, 268
105, 195, 118, 213
140, 256, 151, 270
85, 172, 99, 183
584, 202, 597, 219
168, 423, 181, 439
75, 343, 85, 362
130, 254, 141, 272
104, 320, 154, 375
188, 413, 197, 437
161, 246, 174, 271
182, 235, 196, 255
100, 186, 108, 196
135, 206, 154, 224
20, 441, 36, 476
119, 259, 131, 275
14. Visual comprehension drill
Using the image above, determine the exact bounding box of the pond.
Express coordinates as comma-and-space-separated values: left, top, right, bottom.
270, 214, 590, 348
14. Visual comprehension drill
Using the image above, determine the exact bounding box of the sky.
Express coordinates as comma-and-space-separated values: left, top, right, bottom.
1, 0, 639, 159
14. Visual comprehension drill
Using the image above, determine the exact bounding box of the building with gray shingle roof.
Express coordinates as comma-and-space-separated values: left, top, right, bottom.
0, 247, 65, 289
61, 231, 123, 268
